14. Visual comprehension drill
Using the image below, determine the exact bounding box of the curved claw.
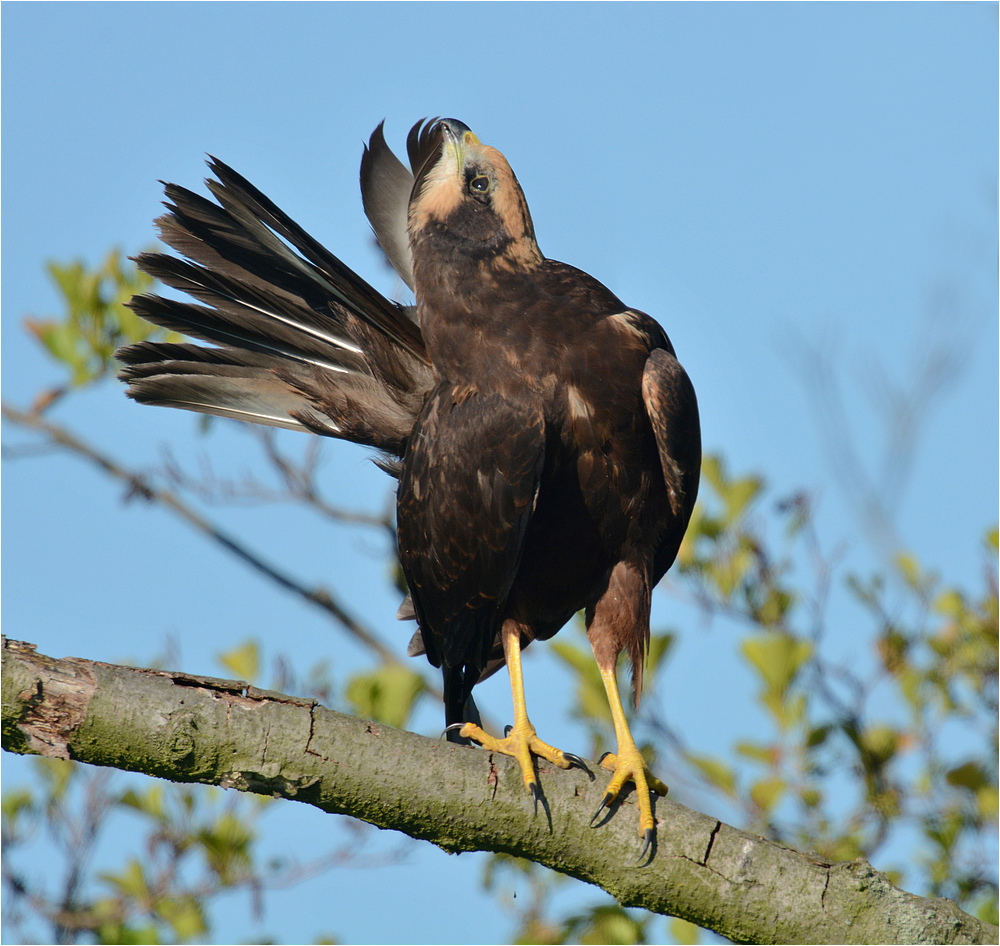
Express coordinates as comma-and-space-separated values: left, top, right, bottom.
529, 781, 540, 815
562, 752, 595, 779
638, 827, 655, 862
597, 751, 613, 765
443, 722, 467, 739
504, 724, 514, 737
590, 792, 613, 827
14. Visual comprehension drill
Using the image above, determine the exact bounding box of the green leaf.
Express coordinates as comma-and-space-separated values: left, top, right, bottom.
675, 503, 703, 567
858, 725, 900, 765
806, 724, 832, 749
754, 587, 794, 627
734, 740, 776, 765
686, 753, 737, 796
344, 664, 426, 729
977, 896, 1000, 926
974, 784, 998, 822
549, 639, 593, 675
198, 813, 253, 885
702, 454, 763, 523
96, 920, 162, 945
645, 632, 675, 679
669, 917, 700, 945
217, 640, 260, 684
25, 250, 165, 386
724, 476, 763, 523
741, 632, 812, 699
750, 777, 786, 813
1, 788, 34, 823
711, 541, 754, 597
118, 785, 165, 821
550, 640, 614, 724
800, 787, 822, 809
934, 587, 966, 618
32, 757, 75, 801
100, 859, 151, 902
155, 894, 207, 940
945, 761, 990, 793
895, 551, 923, 589
563, 905, 647, 945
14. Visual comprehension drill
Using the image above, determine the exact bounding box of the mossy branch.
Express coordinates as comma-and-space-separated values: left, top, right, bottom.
3, 636, 994, 946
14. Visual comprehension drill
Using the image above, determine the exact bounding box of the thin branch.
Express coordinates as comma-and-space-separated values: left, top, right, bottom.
1, 400, 403, 670
157, 430, 394, 532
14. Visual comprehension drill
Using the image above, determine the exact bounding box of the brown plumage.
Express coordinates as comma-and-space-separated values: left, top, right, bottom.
118, 119, 701, 853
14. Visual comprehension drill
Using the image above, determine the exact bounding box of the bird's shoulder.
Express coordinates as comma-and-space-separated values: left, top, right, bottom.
535, 261, 673, 351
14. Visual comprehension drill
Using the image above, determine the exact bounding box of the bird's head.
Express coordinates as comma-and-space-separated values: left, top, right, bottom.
406, 118, 542, 270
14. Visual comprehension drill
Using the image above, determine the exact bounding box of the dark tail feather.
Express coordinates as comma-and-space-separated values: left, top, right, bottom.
118, 158, 433, 458
203, 157, 424, 355
116, 341, 341, 435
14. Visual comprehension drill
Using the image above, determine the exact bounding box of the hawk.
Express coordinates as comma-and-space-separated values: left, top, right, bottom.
118, 119, 701, 852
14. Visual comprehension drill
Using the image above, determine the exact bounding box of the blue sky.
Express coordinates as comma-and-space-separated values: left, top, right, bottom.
3, 4, 997, 944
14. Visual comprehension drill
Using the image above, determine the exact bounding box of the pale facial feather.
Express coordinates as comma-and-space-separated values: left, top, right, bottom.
409, 136, 542, 268
407, 141, 464, 233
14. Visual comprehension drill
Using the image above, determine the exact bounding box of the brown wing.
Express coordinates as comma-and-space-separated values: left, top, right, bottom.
642, 346, 702, 578
396, 385, 545, 675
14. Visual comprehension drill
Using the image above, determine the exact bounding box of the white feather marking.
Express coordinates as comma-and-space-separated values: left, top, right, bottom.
609, 310, 646, 339
567, 385, 594, 424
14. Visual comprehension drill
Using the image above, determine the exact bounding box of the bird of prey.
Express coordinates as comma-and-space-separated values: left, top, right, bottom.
118, 119, 701, 852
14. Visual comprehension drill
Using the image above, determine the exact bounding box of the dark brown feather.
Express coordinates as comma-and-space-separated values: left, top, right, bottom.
119, 151, 433, 460
118, 118, 701, 746
406, 117, 443, 179
397, 119, 701, 720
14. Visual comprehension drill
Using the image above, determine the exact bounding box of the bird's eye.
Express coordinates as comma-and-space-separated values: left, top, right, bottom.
468, 175, 491, 195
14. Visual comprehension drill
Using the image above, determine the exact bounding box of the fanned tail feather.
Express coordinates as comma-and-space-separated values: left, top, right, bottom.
118, 156, 433, 459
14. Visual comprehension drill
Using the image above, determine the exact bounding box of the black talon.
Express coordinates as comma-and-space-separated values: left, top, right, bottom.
529, 781, 540, 815
562, 752, 594, 779
504, 724, 514, 737
591, 792, 613, 826
598, 751, 613, 764
638, 827, 655, 862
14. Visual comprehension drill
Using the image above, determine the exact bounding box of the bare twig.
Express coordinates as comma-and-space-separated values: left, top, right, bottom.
1, 400, 403, 670
157, 429, 395, 532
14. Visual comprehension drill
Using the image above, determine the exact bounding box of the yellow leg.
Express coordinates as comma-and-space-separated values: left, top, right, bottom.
459, 623, 585, 803
594, 664, 668, 851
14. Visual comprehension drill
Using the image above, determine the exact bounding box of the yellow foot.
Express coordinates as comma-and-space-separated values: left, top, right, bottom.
592, 745, 668, 856
456, 721, 590, 807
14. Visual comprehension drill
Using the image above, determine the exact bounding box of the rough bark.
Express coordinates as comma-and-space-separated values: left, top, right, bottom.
3, 637, 995, 946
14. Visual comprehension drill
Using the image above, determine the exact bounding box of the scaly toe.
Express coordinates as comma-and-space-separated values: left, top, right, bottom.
594, 743, 667, 844
457, 721, 581, 799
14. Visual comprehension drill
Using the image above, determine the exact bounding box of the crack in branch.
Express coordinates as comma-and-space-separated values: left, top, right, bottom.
304, 703, 320, 758
702, 820, 722, 866
487, 754, 499, 801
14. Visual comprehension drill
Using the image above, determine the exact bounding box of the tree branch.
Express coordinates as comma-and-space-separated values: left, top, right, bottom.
1, 400, 403, 669
3, 637, 994, 946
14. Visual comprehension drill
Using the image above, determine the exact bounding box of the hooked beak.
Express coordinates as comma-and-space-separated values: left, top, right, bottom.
409, 117, 481, 207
